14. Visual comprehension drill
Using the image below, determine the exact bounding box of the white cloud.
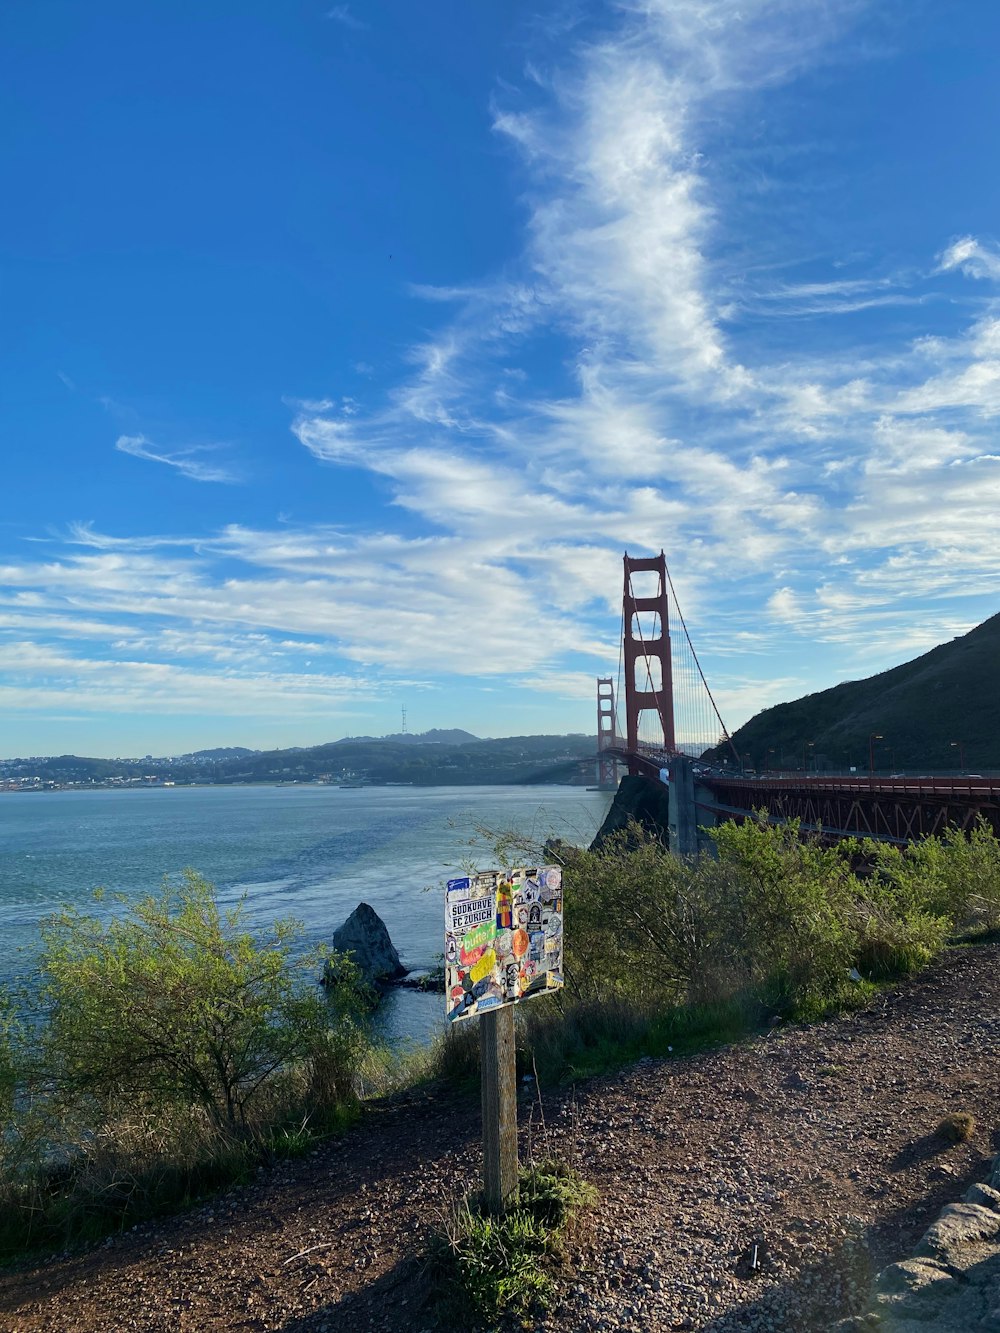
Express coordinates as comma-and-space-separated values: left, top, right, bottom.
115, 435, 239, 484
938, 236, 1000, 282
12, 0, 1000, 747
0, 640, 386, 720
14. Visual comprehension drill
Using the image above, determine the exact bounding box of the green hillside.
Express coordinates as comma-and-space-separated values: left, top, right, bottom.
708, 612, 1000, 773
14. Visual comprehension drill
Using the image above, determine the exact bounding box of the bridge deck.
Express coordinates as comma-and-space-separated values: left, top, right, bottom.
702, 772, 1000, 843
603, 745, 1000, 844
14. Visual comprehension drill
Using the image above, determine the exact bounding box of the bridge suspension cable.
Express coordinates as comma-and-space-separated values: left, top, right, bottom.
662, 562, 740, 766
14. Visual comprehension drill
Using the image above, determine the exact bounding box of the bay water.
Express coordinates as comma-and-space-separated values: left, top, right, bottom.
0, 784, 611, 1044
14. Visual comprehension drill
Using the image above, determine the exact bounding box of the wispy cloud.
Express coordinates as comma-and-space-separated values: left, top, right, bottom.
115, 434, 240, 484
326, 5, 366, 31
276, 3, 1000, 705
9, 0, 1000, 746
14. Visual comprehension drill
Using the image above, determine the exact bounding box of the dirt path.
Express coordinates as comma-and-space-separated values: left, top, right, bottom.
2, 943, 998, 1333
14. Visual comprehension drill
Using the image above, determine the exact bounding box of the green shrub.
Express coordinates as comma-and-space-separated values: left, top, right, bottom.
0, 873, 373, 1255
935, 820, 1000, 929
427, 1160, 595, 1327
558, 826, 747, 1009
31, 872, 369, 1137
709, 815, 858, 1009
561, 816, 862, 1018
519, 814, 1000, 1067
863, 819, 1000, 934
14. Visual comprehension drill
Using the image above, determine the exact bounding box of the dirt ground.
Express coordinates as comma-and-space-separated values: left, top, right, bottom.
2, 942, 998, 1333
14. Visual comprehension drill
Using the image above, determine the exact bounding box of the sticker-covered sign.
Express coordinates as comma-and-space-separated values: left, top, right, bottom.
445, 866, 563, 1023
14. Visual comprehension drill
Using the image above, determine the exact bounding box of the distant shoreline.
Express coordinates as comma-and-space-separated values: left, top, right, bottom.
1, 778, 594, 794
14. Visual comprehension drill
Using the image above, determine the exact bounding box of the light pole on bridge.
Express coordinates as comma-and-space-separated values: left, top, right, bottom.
868, 733, 883, 777
951, 740, 966, 774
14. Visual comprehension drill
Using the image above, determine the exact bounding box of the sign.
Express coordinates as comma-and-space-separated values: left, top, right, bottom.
445, 866, 563, 1023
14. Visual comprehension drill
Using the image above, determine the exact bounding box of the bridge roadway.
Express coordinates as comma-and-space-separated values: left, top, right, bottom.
604, 746, 1000, 843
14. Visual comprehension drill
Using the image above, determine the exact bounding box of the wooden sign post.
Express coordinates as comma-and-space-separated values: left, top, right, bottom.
479, 1005, 518, 1212
444, 866, 565, 1214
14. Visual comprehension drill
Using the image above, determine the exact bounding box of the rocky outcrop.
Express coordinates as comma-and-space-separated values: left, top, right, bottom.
835, 1153, 1000, 1332
589, 773, 671, 850
326, 902, 407, 986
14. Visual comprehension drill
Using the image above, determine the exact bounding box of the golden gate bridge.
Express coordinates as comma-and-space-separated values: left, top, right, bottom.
598, 552, 1000, 845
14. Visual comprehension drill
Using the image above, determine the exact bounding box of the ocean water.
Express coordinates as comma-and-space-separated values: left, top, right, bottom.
0, 784, 611, 1044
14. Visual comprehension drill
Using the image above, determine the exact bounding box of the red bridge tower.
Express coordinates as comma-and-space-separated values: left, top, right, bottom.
623, 551, 675, 773
596, 677, 618, 788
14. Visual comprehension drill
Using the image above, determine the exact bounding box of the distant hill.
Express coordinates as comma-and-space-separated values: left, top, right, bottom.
707, 612, 1000, 773
180, 747, 260, 761
215, 733, 593, 786
332, 729, 479, 747
2, 733, 596, 788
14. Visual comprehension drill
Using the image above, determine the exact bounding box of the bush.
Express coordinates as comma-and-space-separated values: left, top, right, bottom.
516, 814, 1000, 1078
556, 827, 741, 1009
862, 819, 1000, 936
0, 873, 372, 1254
31, 872, 356, 1137
560, 817, 861, 1019
708, 815, 858, 1008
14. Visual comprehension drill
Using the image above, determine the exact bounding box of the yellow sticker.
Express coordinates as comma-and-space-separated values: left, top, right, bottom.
470, 948, 497, 984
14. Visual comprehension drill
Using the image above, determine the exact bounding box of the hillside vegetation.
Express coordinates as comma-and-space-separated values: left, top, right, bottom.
708, 611, 1000, 771
3, 816, 1000, 1259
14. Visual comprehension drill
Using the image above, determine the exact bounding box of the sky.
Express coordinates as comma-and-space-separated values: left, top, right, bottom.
4, 0, 1000, 758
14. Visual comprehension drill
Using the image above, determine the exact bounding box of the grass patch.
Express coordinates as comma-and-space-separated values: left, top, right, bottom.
790, 975, 879, 1024
937, 1111, 977, 1144
425, 1159, 595, 1329
417, 969, 891, 1095
517, 993, 769, 1084
0, 1099, 365, 1267
511, 977, 883, 1088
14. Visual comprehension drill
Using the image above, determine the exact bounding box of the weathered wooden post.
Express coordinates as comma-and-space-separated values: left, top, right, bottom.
479, 1005, 518, 1211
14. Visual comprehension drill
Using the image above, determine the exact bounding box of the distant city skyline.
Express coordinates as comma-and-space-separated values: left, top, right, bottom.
4, 2, 1000, 758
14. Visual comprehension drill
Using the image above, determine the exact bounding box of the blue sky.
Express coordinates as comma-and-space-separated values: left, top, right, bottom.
4, 0, 1000, 758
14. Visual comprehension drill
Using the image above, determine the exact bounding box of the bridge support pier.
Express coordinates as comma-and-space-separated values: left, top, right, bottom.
668, 756, 716, 857
668, 756, 697, 856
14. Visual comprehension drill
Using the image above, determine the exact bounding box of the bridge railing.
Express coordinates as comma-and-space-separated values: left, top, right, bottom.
706, 773, 1000, 799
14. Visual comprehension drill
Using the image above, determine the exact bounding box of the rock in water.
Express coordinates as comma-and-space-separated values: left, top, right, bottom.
327, 902, 407, 986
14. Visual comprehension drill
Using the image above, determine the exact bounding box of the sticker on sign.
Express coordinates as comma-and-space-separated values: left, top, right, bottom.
445, 867, 563, 1023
